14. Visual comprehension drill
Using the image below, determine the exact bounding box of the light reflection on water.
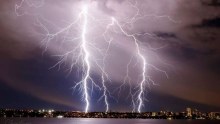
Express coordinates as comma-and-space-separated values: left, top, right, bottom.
0, 118, 219, 124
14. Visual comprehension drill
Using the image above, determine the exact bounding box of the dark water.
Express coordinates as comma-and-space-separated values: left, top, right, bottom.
0, 118, 220, 124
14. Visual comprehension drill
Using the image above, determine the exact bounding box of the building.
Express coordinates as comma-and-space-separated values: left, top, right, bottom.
186, 108, 192, 117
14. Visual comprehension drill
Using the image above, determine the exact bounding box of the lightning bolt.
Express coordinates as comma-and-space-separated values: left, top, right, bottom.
110, 18, 148, 113
81, 5, 90, 113
15, 0, 174, 113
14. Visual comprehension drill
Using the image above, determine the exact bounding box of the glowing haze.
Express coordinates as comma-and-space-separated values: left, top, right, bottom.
14, 0, 175, 113
1, 0, 220, 112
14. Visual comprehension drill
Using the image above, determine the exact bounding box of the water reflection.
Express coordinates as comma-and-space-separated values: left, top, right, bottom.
0, 118, 219, 124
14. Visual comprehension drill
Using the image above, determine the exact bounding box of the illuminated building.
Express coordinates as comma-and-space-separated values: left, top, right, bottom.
186, 107, 192, 117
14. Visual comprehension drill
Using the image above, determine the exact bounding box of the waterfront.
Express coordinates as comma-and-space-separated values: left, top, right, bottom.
1, 108, 220, 120
0, 118, 220, 124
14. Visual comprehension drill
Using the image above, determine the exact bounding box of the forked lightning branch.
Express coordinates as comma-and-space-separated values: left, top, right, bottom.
15, 0, 172, 113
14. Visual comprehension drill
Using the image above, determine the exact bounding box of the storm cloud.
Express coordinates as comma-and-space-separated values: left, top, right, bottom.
0, 0, 220, 111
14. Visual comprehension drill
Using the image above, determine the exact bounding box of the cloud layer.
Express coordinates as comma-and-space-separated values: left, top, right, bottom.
0, 0, 220, 111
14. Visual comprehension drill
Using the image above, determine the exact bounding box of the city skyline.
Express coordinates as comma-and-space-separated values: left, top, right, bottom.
1, 107, 220, 120
0, 0, 220, 112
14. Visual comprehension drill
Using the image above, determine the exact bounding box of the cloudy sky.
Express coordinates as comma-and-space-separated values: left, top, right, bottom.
0, 0, 220, 112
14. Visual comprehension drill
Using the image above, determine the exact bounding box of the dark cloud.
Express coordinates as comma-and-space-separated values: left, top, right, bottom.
201, 0, 220, 6
155, 32, 177, 38
194, 17, 220, 28
163, 45, 199, 60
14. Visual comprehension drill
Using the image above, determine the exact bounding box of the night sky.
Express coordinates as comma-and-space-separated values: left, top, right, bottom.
0, 0, 220, 112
